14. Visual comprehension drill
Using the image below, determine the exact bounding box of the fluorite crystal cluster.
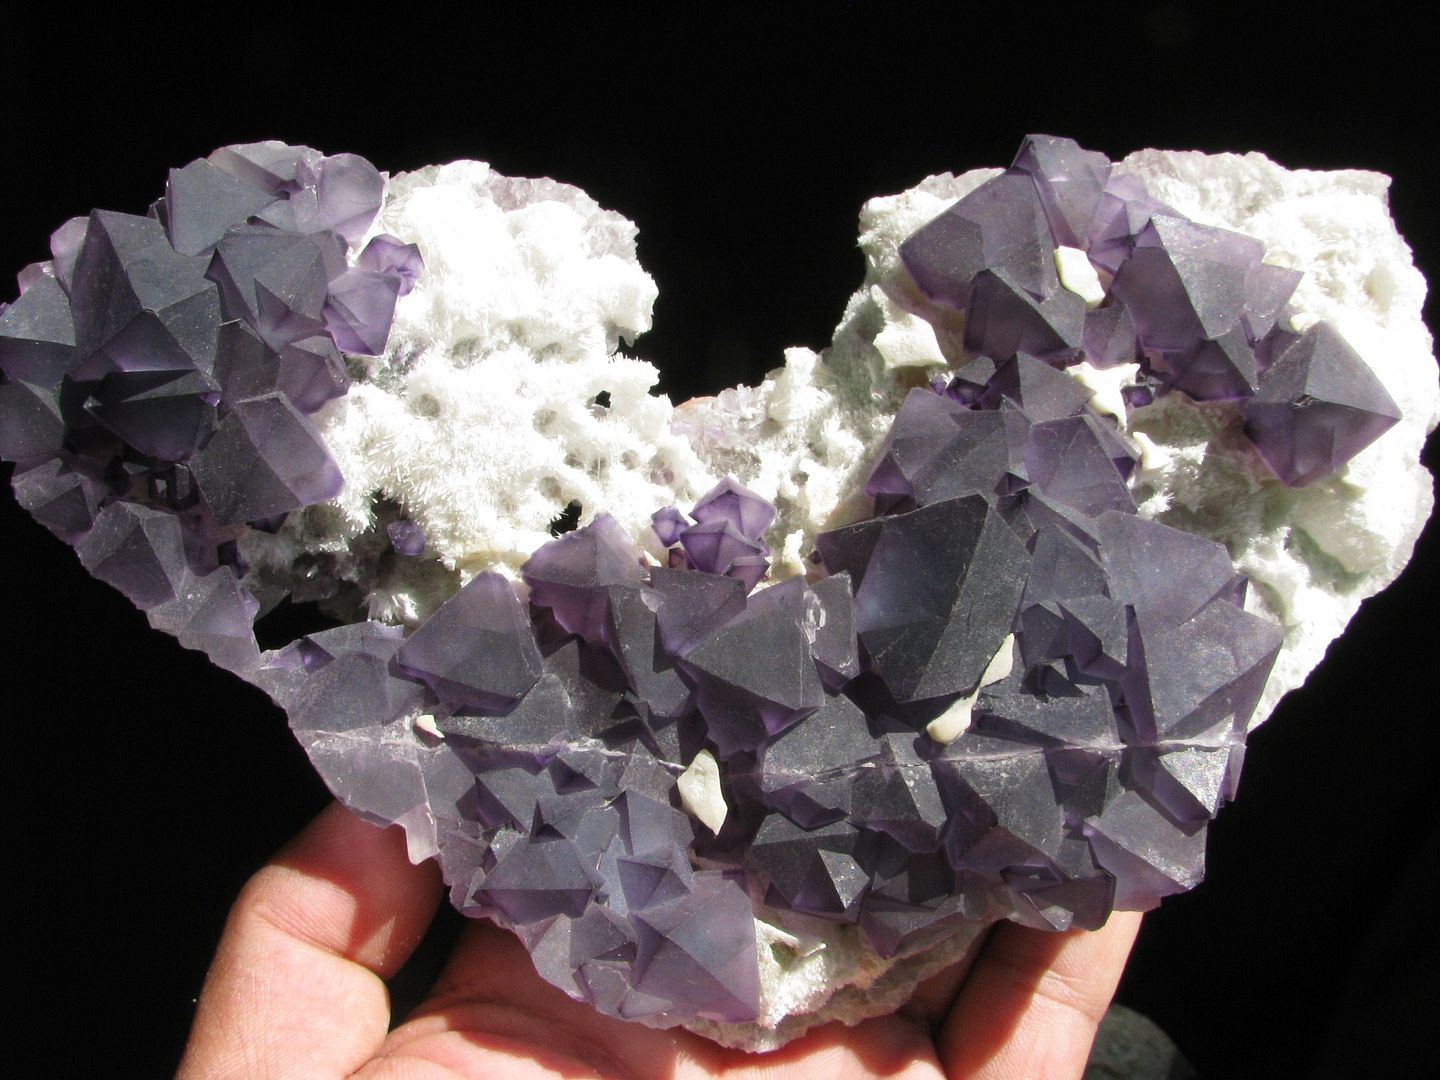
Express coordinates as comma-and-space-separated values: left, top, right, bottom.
1, 137, 1430, 1045
0, 142, 417, 624
900, 135, 1401, 488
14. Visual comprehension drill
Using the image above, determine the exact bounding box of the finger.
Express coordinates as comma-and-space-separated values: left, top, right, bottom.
177, 802, 444, 1080
937, 910, 1142, 1080
370, 919, 696, 1079
897, 923, 993, 1029
369, 918, 946, 1080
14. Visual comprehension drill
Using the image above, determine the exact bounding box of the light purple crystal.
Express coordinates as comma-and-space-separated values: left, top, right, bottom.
209, 141, 324, 196
1086, 172, 1176, 276
651, 505, 688, 546
48, 216, 89, 292
323, 269, 400, 356
690, 477, 776, 541
678, 519, 766, 582
288, 153, 386, 244
522, 512, 647, 643
357, 234, 425, 296
277, 335, 349, 413
1010, 134, 1112, 249
207, 226, 335, 349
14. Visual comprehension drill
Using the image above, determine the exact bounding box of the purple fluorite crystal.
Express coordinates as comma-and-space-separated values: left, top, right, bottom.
1242, 322, 1402, 485
0, 140, 416, 559
900, 172, 1084, 364
358, 234, 425, 296
650, 477, 775, 590
0, 136, 1408, 1035
897, 134, 1397, 488
388, 519, 426, 556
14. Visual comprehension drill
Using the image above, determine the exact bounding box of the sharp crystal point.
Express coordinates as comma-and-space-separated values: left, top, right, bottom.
277, 334, 349, 414
208, 226, 333, 348
845, 495, 1030, 703
1011, 134, 1113, 249
1242, 322, 1402, 485
74, 501, 188, 610
209, 141, 324, 195
396, 572, 544, 711
323, 268, 401, 355
900, 173, 1057, 310
649, 565, 747, 655
0, 274, 78, 388
681, 599, 826, 755
522, 513, 647, 643
164, 159, 278, 257
690, 476, 776, 541
980, 352, 1093, 421
0, 380, 66, 462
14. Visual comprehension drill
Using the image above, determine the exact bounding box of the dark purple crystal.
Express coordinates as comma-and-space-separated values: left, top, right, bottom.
1242, 322, 1401, 486
900, 171, 1083, 364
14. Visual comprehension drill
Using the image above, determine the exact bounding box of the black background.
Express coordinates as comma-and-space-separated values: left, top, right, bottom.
3, 6, 1435, 1077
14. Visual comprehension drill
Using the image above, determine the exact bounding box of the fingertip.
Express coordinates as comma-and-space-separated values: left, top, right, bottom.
178, 803, 446, 1079
938, 910, 1143, 1080
258, 801, 445, 976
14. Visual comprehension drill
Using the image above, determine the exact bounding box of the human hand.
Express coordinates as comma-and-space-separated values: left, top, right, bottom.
178, 802, 1140, 1079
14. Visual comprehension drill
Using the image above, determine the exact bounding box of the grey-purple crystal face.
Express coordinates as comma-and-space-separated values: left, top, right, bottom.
0, 137, 1405, 1032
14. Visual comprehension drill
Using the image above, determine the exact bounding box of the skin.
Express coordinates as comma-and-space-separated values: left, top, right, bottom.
178, 802, 1141, 1080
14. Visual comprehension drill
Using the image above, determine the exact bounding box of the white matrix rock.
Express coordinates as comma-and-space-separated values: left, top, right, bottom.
252, 149, 1437, 1049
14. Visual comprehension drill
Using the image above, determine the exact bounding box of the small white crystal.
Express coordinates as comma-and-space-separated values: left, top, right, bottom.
1066, 360, 1141, 424
676, 749, 726, 835
927, 634, 1016, 744
1055, 243, 1107, 307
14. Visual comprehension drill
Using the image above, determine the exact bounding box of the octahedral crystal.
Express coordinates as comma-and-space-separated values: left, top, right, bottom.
0, 136, 1414, 1037
1243, 322, 1402, 486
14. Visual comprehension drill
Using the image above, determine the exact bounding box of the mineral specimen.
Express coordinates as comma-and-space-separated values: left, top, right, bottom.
2, 137, 1434, 1050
